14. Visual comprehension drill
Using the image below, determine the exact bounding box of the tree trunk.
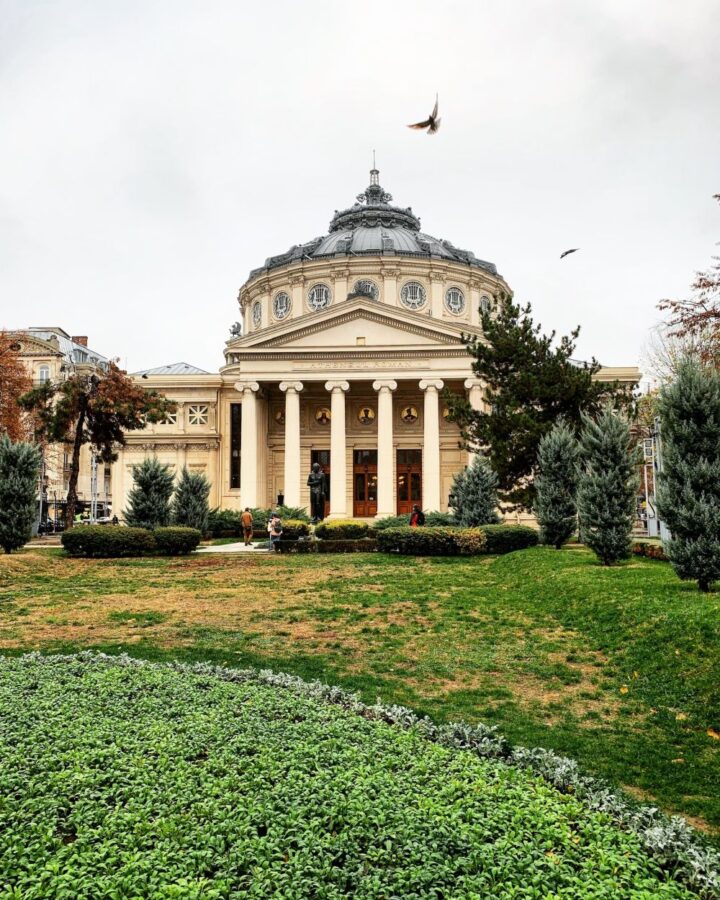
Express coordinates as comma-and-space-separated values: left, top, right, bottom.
65, 399, 87, 529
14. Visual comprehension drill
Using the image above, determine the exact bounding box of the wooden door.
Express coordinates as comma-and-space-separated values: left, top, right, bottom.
353, 449, 378, 517
396, 449, 422, 515
310, 449, 330, 517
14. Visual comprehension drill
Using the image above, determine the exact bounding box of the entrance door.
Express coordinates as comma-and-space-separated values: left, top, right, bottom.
310, 449, 330, 518
353, 449, 378, 517
396, 449, 422, 515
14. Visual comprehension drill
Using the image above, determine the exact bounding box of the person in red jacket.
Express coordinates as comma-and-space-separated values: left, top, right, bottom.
409, 505, 425, 527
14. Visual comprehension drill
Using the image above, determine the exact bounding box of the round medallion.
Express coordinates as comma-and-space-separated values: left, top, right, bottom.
357, 406, 376, 425
315, 407, 331, 425
353, 279, 379, 300
401, 405, 419, 424
252, 301, 262, 327
444, 287, 465, 315
400, 281, 427, 311
442, 406, 451, 420
273, 291, 292, 320
308, 283, 331, 311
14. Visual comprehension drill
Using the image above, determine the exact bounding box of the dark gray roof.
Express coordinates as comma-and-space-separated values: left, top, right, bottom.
248, 170, 497, 280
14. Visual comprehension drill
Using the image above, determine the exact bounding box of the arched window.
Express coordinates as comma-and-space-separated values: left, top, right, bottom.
38, 365, 50, 382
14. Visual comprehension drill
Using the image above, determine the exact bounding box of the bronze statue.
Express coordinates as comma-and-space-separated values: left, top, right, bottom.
307, 462, 327, 522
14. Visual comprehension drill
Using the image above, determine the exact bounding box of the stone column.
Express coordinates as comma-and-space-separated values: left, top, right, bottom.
373, 380, 397, 518
279, 381, 303, 507
325, 381, 350, 518
234, 381, 260, 508
464, 378, 484, 465
420, 379, 444, 511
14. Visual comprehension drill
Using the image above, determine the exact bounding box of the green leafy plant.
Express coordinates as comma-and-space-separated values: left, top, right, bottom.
314, 519, 371, 540
0, 435, 41, 553
153, 526, 202, 555
480, 524, 539, 554
62, 525, 157, 557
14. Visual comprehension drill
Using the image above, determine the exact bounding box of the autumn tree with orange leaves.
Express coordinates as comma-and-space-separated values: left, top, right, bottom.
19, 362, 175, 527
0, 332, 32, 442
659, 194, 720, 367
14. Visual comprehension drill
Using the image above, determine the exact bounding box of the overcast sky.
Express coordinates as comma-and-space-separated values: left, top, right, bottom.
1, 0, 719, 373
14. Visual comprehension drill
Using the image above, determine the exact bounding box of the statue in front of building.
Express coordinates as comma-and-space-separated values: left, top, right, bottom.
307, 462, 327, 522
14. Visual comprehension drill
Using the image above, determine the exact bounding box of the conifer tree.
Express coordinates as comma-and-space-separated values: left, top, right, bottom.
450, 455, 500, 527
0, 434, 42, 553
172, 468, 210, 533
534, 420, 580, 549
656, 358, 720, 592
577, 408, 639, 565
124, 458, 174, 530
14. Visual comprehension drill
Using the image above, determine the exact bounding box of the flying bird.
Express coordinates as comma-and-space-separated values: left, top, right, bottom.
408, 94, 440, 134
560, 248, 580, 259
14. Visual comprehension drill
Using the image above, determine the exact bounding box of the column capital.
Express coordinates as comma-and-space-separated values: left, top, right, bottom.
325, 380, 350, 393
372, 379, 397, 393
279, 381, 304, 393
233, 381, 260, 394
419, 379, 444, 392
464, 378, 483, 390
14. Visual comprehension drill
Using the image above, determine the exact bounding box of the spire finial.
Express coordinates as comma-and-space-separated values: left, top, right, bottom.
370, 150, 379, 186
372, 148, 376, 169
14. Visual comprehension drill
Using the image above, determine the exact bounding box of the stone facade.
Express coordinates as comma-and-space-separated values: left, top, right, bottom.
114, 170, 638, 520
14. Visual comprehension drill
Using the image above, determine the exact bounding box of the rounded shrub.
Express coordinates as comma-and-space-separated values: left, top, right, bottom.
278, 519, 310, 541
206, 509, 243, 538
377, 527, 461, 556
314, 520, 371, 540
62, 526, 157, 558
480, 525, 539, 554
153, 527, 202, 555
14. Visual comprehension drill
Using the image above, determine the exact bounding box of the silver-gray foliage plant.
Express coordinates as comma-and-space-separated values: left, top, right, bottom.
534, 420, 580, 548
172, 468, 211, 533
0, 435, 41, 553
656, 358, 720, 592
124, 457, 174, 529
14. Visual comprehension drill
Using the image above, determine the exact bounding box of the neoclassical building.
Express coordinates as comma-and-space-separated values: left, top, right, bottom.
112, 169, 636, 519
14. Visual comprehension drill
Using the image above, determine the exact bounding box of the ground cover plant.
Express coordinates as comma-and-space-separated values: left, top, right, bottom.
0, 653, 710, 898
0, 546, 718, 845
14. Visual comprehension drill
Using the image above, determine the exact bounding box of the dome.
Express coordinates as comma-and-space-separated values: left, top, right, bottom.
247, 169, 497, 280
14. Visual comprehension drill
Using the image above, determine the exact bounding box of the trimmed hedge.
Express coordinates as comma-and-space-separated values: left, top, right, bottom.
278, 519, 310, 541
480, 524, 539, 554
277, 538, 378, 554
374, 511, 454, 530
377, 525, 538, 556
631, 540, 667, 561
153, 527, 202, 555
206, 506, 311, 537
62, 525, 200, 557
62, 526, 157, 558
314, 519, 371, 540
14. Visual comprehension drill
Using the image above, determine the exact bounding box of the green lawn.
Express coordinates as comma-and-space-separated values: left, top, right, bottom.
1, 545, 718, 842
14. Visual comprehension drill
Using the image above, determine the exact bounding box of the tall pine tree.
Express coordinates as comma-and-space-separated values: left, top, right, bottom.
172, 468, 211, 533
0, 435, 42, 553
446, 293, 631, 510
577, 408, 639, 565
450, 456, 500, 526
534, 420, 580, 549
656, 358, 720, 592
124, 458, 175, 530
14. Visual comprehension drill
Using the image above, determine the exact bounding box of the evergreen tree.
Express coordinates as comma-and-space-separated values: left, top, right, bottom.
446, 293, 632, 510
450, 455, 500, 527
534, 420, 580, 549
124, 458, 174, 529
656, 358, 720, 592
0, 434, 42, 553
172, 468, 210, 533
577, 408, 639, 565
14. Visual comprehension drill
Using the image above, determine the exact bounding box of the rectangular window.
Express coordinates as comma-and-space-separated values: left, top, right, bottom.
230, 403, 241, 489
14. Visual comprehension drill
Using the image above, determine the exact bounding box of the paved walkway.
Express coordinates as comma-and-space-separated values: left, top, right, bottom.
196, 542, 270, 553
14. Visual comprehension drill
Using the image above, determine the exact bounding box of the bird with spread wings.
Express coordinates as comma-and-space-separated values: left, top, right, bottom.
408, 94, 440, 134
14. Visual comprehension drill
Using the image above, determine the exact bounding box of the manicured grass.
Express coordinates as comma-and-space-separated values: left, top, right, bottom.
0, 654, 697, 898
1, 546, 718, 842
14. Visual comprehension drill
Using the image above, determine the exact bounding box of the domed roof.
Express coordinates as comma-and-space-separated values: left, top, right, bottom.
247, 169, 497, 280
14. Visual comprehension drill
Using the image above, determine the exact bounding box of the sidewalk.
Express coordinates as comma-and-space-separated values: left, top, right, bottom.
196, 542, 269, 553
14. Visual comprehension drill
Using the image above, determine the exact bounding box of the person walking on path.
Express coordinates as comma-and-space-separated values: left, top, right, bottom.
240, 507, 254, 546
268, 512, 283, 552
410, 505, 425, 527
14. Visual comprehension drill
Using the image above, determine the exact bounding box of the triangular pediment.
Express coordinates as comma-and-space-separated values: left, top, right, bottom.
229, 298, 480, 352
